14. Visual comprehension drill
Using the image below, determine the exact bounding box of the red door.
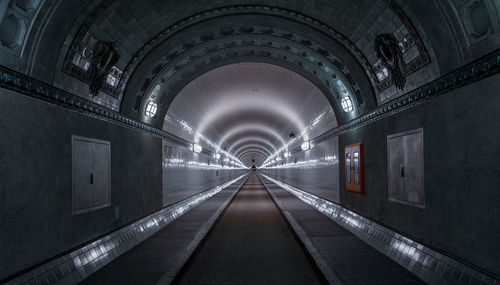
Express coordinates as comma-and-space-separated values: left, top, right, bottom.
345, 142, 363, 194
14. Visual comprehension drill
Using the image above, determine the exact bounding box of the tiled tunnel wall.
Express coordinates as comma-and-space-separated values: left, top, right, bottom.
0, 0, 499, 280
338, 72, 500, 277
0, 88, 246, 281
162, 140, 247, 206
260, 136, 340, 203
262, 73, 500, 277
0, 88, 160, 280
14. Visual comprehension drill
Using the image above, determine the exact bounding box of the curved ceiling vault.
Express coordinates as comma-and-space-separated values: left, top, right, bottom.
163, 62, 337, 166
51, 0, 440, 166
118, 4, 380, 128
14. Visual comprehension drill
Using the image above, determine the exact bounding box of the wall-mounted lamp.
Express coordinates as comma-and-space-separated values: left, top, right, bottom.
301, 141, 311, 151
192, 143, 202, 153
145, 101, 158, 117
341, 96, 354, 112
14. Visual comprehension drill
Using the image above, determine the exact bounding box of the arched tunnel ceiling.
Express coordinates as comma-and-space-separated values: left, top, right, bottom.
53, 0, 434, 121
5, 0, 500, 121
163, 62, 337, 166
121, 9, 379, 126
48, 0, 449, 132
11, 0, 498, 166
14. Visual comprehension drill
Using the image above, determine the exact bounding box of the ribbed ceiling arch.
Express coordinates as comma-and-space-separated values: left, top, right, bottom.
163, 62, 337, 166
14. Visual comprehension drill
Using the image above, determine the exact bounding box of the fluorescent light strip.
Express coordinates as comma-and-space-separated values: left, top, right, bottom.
261, 107, 333, 167
166, 116, 246, 168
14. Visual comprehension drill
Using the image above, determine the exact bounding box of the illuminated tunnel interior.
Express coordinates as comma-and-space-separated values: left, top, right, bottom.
1, 1, 499, 284
164, 62, 337, 166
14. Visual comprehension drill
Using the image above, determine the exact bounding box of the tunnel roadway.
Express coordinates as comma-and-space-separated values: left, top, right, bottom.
81, 172, 423, 284
172, 172, 326, 285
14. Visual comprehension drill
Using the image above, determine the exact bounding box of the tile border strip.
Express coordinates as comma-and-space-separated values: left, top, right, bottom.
4, 175, 248, 285
260, 174, 499, 285
1, 49, 500, 157
291, 48, 500, 153
0, 65, 192, 149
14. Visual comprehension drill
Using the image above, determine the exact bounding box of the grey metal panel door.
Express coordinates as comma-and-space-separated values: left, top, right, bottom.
93, 142, 111, 208
72, 136, 111, 214
404, 131, 424, 205
388, 135, 405, 201
72, 139, 94, 213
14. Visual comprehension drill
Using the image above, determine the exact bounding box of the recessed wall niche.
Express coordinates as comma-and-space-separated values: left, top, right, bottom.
0, 0, 43, 54
454, 0, 496, 45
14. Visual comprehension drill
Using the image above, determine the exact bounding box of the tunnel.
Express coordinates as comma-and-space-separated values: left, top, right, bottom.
0, 1, 500, 284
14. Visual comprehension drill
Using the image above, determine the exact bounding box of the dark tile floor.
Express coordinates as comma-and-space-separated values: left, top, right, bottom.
80, 179, 245, 285
80, 173, 425, 285
260, 175, 425, 285
173, 173, 326, 285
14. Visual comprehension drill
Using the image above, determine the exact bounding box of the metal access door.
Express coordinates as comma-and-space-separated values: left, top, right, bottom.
345, 142, 363, 194
72, 136, 111, 214
387, 128, 425, 208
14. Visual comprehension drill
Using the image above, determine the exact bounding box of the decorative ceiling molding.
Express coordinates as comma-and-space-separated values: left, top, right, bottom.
0, 48, 498, 160
122, 17, 373, 127
115, 4, 379, 97
60, 2, 431, 123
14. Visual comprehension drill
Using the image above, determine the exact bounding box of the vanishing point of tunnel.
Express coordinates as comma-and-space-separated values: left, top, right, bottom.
1, 1, 499, 285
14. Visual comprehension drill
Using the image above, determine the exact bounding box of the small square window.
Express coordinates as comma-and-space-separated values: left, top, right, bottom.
376, 67, 389, 82
72, 54, 81, 65
81, 46, 93, 58
374, 60, 389, 82
82, 60, 90, 71
72, 44, 93, 71
106, 74, 116, 86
